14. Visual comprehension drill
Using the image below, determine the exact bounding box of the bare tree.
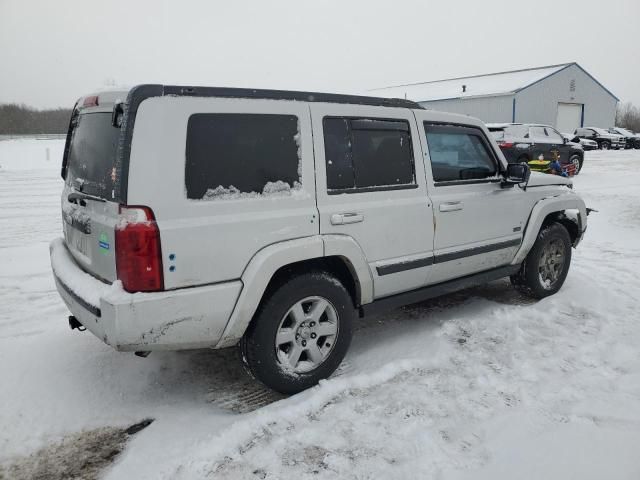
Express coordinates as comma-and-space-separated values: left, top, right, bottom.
616, 102, 640, 132
0, 103, 72, 135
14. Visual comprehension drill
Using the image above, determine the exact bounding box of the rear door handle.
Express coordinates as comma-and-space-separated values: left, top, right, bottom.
330, 213, 364, 225
439, 202, 463, 212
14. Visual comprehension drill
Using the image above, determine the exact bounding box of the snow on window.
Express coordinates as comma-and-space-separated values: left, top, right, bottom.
186, 113, 302, 201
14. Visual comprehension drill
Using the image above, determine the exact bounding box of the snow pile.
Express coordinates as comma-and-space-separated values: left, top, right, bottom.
202, 181, 303, 200
2, 149, 640, 479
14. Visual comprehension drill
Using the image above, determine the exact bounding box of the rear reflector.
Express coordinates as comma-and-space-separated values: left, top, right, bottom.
115, 206, 164, 293
83, 95, 99, 107
497, 141, 514, 148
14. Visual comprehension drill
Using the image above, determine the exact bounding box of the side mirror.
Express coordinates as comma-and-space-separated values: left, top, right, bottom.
502, 162, 530, 187
563, 137, 568, 144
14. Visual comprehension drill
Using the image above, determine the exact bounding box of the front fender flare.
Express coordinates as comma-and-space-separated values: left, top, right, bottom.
512, 193, 587, 265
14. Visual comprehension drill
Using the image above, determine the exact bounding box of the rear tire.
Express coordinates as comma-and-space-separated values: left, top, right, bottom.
510, 223, 572, 299
569, 154, 582, 175
240, 271, 354, 394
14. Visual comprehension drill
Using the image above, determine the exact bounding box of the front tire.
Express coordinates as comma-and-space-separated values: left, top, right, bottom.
511, 223, 572, 299
600, 141, 610, 150
240, 271, 354, 394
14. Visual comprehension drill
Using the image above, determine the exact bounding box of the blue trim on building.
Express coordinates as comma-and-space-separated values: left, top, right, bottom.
581, 104, 585, 127
512, 98, 516, 122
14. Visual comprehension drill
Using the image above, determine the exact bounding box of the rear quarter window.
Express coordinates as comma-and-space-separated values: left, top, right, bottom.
185, 113, 301, 200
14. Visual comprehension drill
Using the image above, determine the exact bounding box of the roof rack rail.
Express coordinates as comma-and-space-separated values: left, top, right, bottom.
129, 84, 423, 110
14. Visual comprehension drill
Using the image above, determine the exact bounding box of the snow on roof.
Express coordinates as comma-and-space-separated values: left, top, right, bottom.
370, 63, 572, 102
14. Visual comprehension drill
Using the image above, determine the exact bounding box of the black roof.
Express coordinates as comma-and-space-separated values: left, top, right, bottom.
128, 84, 423, 111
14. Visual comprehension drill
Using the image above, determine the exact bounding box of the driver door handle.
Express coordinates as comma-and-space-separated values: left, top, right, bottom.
330, 213, 364, 225
439, 201, 463, 212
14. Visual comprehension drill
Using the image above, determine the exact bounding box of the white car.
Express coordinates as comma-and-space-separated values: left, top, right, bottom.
562, 133, 598, 151
51, 85, 588, 393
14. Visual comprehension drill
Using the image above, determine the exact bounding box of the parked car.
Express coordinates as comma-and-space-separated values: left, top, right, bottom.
608, 127, 640, 149
51, 85, 588, 394
487, 123, 584, 174
574, 127, 625, 150
562, 133, 598, 151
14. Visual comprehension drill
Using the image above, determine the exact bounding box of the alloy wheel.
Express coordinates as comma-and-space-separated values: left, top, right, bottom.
538, 238, 566, 289
275, 296, 339, 373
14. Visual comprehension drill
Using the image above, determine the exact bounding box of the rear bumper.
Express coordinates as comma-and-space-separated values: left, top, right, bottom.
50, 238, 242, 351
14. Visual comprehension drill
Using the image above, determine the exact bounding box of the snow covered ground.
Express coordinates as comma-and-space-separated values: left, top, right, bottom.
1, 138, 640, 479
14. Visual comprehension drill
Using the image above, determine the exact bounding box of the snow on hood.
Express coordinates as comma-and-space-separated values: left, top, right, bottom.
527, 171, 572, 188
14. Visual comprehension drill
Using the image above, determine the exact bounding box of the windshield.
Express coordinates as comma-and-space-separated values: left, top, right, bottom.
614, 128, 633, 136
592, 128, 610, 135
65, 112, 121, 200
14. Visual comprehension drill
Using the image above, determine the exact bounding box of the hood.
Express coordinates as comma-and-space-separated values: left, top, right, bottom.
527, 171, 573, 188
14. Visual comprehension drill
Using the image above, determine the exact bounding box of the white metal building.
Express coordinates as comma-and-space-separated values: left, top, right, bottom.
372, 63, 618, 132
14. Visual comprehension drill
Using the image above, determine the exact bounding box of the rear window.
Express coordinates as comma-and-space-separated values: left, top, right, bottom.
488, 128, 505, 141
185, 113, 301, 200
65, 112, 120, 200
323, 117, 415, 193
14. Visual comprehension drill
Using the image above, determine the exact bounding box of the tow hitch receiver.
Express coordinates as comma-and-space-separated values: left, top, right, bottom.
68, 316, 86, 331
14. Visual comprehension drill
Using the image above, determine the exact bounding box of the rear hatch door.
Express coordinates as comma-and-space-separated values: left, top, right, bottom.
62, 106, 122, 283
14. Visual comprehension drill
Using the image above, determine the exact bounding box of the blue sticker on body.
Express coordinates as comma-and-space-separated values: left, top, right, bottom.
98, 232, 110, 254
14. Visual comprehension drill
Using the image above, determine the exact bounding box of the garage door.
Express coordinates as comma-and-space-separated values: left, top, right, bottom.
556, 103, 582, 133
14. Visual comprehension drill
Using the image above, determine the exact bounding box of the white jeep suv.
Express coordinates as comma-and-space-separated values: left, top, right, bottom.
51, 85, 588, 393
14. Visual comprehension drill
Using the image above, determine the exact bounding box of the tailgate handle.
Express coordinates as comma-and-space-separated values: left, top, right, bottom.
331, 213, 364, 225
439, 201, 463, 212
68, 191, 106, 205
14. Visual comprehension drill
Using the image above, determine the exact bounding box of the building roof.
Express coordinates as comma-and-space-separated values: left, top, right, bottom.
371, 62, 618, 102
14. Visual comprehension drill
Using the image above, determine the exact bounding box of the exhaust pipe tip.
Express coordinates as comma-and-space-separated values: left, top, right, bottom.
68, 316, 86, 332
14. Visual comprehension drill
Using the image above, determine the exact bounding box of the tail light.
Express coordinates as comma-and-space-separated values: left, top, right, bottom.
115, 206, 164, 292
497, 141, 514, 148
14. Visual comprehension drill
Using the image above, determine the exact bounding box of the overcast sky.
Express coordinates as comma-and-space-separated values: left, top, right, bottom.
1, 0, 638, 109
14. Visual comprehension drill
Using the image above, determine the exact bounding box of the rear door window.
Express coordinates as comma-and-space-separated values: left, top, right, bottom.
65, 112, 121, 200
424, 124, 498, 183
185, 113, 300, 200
323, 117, 415, 193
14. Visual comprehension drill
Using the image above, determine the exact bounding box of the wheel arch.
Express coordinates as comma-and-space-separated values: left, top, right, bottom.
512, 194, 587, 265
215, 235, 372, 348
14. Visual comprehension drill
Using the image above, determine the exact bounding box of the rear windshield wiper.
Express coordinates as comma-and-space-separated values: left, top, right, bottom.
68, 191, 106, 204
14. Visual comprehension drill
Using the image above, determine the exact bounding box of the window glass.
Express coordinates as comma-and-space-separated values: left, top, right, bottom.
424, 125, 497, 183
546, 128, 564, 143
503, 125, 529, 139
66, 112, 120, 199
185, 113, 300, 200
488, 128, 505, 141
529, 126, 549, 142
323, 118, 354, 190
323, 117, 415, 192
